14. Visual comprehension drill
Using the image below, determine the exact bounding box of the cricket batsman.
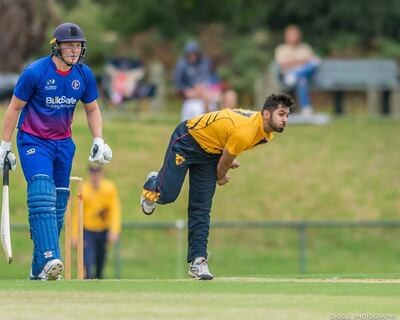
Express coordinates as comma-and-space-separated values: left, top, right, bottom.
141, 93, 294, 280
0, 23, 112, 280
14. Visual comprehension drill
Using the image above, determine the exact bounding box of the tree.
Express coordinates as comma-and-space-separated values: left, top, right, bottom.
0, 0, 57, 72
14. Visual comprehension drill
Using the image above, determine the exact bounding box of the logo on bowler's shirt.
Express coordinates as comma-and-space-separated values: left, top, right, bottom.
45, 79, 57, 90
26, 148, 35, 155
71, 80, 80, 90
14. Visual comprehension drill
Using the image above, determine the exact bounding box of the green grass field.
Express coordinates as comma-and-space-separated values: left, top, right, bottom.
0, 105, 400, 279
1, 277, 399, 320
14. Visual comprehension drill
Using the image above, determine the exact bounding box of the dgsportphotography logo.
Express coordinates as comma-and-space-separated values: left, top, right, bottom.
330, 314, 398, 320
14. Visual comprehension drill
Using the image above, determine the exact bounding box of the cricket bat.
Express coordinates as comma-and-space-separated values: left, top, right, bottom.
1, 157, 12, 264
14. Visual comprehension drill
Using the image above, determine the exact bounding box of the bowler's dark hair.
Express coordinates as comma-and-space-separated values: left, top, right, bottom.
262, 93, 295, 113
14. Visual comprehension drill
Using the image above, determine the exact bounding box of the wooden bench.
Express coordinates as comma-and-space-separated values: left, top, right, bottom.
265, 59, 400, 115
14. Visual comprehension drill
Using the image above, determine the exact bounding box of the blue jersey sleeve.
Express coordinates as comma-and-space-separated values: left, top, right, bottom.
13, 67, 36, 102
81, 65, 99, 104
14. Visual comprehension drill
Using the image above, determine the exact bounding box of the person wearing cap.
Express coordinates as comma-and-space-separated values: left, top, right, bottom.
174, 41, 214, 98
174, 40, 221, 120
72, 165, 121, 279
0, 22, 112, 280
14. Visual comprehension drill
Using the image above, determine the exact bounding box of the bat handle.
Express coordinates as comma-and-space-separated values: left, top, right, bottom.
3, 152, 10, 186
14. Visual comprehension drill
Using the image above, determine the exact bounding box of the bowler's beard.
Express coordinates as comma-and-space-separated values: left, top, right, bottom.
269, 118, 285, 133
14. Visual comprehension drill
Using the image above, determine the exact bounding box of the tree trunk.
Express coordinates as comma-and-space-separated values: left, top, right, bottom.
0, 0, 57, 72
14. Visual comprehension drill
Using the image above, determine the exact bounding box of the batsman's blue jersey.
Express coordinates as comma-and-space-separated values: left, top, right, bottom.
14, 55, 98, 139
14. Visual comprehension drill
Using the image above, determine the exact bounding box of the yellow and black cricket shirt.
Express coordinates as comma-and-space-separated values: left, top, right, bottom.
186, 108, 273, 156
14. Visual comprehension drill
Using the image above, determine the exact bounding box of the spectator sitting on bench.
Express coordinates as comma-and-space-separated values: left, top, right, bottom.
275, 25, 320, 115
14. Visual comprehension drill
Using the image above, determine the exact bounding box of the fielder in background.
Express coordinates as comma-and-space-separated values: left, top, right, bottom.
73, 165, 121, 279
0, 23, 112, 280
141, 93, 294, 280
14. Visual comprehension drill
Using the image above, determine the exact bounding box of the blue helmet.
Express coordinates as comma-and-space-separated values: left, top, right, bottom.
50, 23, 86, 65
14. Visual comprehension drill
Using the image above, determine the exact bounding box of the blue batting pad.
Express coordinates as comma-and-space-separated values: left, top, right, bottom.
56, 188, 70, 237
27, 174, 59, 276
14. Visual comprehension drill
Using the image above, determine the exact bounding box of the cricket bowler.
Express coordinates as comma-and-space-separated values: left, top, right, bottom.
141, 93, 294, 280
0, 23, 112, 280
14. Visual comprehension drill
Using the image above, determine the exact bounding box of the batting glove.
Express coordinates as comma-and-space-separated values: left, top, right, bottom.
0, 141, 17, 174
88, 137, 112, 165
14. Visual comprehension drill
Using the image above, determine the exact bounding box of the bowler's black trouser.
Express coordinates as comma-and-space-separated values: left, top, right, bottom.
144, 121, 220, 262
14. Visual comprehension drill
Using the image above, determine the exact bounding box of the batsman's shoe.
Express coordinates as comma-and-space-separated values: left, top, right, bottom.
141, 172, 159, 215
188, 257, 214, 280
29, 271, 63, 281
29, 259, 64, 281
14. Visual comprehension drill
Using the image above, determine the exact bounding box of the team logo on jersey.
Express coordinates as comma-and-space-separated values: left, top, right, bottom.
45, 79, 57, 90
26, 148, 35, 155
175, 154, 186, 166
71, 80, 80, 90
